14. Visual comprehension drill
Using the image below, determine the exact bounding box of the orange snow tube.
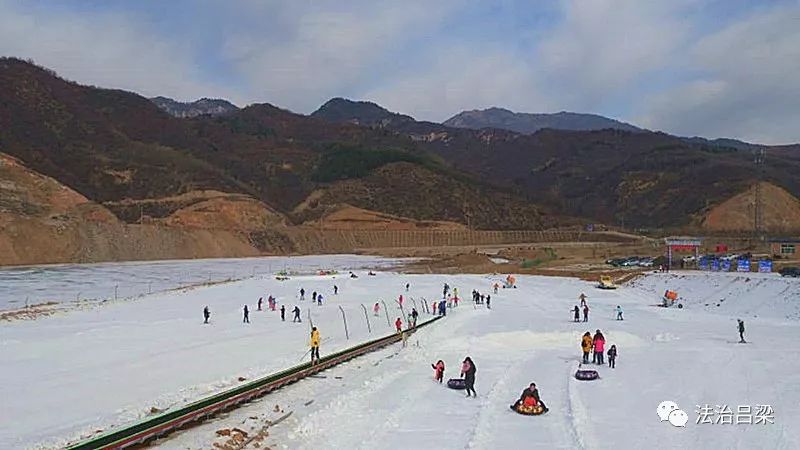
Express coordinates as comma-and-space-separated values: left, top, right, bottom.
665, 290, 678, 301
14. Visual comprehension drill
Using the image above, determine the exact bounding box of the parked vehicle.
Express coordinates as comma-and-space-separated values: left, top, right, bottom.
779, 267, 800, 277
637, 257, 654, 267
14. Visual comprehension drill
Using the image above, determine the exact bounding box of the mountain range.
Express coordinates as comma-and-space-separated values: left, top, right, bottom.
443, 107, 642, 134
3, 57, 800, 264
150, 96, 239, 118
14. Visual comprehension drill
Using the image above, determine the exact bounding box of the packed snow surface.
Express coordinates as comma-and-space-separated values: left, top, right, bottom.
1, 268, 798, 449
0, 255, 403, 310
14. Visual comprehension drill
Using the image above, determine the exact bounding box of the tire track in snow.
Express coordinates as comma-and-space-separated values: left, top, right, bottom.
464, 360, 519, 449
564, 362, 589, 450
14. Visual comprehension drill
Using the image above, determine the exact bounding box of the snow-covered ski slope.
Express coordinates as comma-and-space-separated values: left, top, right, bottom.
1, 268, 799, 449
0, 254, 402, 310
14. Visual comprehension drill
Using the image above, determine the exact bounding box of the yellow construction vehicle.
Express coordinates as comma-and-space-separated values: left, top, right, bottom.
597, 275, 618, 290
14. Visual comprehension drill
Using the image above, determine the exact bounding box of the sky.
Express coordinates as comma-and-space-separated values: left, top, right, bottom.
1, 0, 799, 144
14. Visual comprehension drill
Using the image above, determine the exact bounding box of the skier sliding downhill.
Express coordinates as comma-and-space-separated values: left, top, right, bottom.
373, 302, 380, 317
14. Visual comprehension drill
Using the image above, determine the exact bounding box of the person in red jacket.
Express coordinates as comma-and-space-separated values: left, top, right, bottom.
395, 317, 403, 333
431, 360, 445, 383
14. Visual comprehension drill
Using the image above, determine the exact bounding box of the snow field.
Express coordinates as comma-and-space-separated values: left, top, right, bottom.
2, 268, 799, 449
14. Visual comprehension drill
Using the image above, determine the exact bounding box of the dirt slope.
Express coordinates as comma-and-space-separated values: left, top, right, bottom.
702, 182, 800, 232
0, 152, 285, 265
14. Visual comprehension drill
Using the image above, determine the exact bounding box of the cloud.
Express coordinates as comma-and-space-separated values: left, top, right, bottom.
536, 0, 694, 109
219, 0, 459, 113
0, 0, 241, 103
362, 45, 550, 121
638, 5, 800, 144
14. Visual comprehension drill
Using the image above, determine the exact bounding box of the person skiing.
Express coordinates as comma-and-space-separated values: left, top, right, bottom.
406, 283, 410, 292
310, 327, 321, 364
395, 317, 403, 333
443, 283, 449, 298
280, 304, 286, 321
582, 304, 590, 322
243, 305, 250, 323
607, 344, 618, 368
203, 306, 211, 324
581, 332, 592, 363
480, 294, 485, 304
270, 296, 276, 311
432, 360, 445, 383
453, 287, 459, 299
292, 306, 301, 323
317, 294, 323, 306
299, 288, 305, 301
398, 295, 403, 307
312, 291, 317, 303
573, 305, 580, 322
615, 305, 624, 321
334, 285, 338, 295
510, 382, 549, 412
579, 293, 587, 308
486, 294, 491, 309
493, 283, 499, 294
462, 357, 477, 397
411, 308, 419, 327
373, 302, 380, 316
593, 330, 606, 365
258, 297, 263, 311
738, 319, 746, 343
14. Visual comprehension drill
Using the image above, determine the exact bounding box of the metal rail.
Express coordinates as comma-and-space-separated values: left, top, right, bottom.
66, 317, 441, 449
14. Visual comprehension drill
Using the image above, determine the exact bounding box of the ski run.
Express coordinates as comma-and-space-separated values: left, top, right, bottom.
1, 258, 799, 449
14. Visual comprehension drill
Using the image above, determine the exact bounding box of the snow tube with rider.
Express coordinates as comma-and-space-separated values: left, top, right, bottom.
574, 369, 600, 381
511, 403, 547, 415
447, 378, 466, 390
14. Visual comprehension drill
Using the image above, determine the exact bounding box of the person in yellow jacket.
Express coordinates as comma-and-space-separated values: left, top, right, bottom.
581, 332, 593, 364
310, 327, 321, 364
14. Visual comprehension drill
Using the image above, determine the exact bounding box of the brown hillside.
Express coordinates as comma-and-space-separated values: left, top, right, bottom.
0, 152, 283, 265
702, 182, 800, 232
303, 204, 466, 230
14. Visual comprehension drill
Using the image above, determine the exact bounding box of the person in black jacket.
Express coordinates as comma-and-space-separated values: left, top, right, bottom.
738, 319, 746, 343
292, 306, 301, 322
203, 306, 210, 324
607, 345, 618, 368
573, 305, 580, 322
462, 357, 477, 397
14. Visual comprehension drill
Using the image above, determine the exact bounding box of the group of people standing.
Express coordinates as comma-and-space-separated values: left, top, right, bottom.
472, 290, 491, 308
580, 329, 617, 368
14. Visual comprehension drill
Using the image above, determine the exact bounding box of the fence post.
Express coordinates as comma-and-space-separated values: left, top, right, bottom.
148, 282, 152, 294
411, 298, 418, 312
360, 304, 372, 333
114, 285, 118, 301
307, 309, 314, 328
381, 300, 391, 326
338, 306, 349, 340
396, 300, 405, 320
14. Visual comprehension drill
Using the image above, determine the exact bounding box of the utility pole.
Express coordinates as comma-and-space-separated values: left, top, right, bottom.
754, 148, 766, 240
